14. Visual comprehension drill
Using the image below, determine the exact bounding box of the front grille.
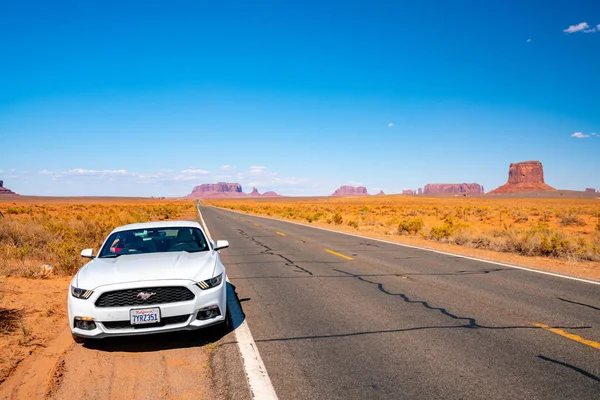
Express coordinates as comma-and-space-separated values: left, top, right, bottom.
102, 314, 191, 330
95, 286, 195, 308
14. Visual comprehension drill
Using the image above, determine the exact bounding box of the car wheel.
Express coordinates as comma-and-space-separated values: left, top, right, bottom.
72, 334, 87, 344
210, 309, 232, 336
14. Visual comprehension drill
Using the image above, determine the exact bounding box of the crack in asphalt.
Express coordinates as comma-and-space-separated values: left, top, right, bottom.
333, 268, 589, 331
237, 229, 313, 275
335, 268, 479, 327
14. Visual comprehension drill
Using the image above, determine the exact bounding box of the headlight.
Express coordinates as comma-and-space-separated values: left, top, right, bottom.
196, 273, 223, 290
71, 286, 94, 299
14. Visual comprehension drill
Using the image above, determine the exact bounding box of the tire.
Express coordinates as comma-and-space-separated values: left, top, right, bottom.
209, 309, 231, 337
72, 334, 87, 344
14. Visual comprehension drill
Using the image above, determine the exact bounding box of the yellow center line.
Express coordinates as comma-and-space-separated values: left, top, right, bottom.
534, 323, 600, 350
325, 249, 354, 260
276, 232, 286, 236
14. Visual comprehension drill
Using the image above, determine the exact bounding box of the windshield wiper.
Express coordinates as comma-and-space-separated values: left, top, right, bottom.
99, 253, 125, 258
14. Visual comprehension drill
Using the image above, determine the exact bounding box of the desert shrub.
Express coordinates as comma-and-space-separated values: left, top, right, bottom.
560, 214, 586, 227
332, 213, 343, 225
347, 220, 359, 229
397, 218, 424, 235
539, 232, 573, 257
429, 217, 461, 241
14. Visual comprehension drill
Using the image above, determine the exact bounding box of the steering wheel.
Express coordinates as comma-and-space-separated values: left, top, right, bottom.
170, 242, 190, 250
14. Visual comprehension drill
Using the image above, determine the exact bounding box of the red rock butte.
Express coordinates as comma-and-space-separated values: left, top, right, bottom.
330, 185, 369, 197
488, 161, 556, 194
585, 188, 596, 193
0, 180, 17, 195
423, 183, 483, 195
184, 182, 282, 199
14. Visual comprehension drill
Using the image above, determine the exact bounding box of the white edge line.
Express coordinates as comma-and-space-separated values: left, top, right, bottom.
196, 201, 279, 400
209, 205, 600, 287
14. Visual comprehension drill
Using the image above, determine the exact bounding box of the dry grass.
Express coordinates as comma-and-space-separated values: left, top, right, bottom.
205, 195, 600, 263
0, 198, 196, 277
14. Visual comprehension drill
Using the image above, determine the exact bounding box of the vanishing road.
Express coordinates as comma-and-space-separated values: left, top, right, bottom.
203, 206, 600, 400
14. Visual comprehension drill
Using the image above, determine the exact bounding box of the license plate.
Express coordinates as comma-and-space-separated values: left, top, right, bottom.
130, 307, 161, 325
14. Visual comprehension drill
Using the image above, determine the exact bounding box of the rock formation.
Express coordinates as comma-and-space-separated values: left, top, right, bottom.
261, 191, 283, 198
423, 183, 483, 195
330, 186, 369, 197
185, 182, 282, 199
585, 188, 596, 193
0, 180, 17, 195
376, 190, 385, 195
488, 161, 556, 194
418, 188, 422, 195
402, 189, 416, 195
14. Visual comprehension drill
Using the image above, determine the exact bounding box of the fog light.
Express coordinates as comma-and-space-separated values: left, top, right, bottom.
196, 306, 221, 320
74, 317, 97, 330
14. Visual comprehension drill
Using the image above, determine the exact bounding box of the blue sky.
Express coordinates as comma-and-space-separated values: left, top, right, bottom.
1, 1, 599, 197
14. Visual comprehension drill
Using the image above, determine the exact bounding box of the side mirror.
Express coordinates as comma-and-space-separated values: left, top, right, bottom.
81, 248, 95, 259
214, 240, 229, 251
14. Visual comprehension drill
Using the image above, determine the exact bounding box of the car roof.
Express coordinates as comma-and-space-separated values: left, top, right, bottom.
110, 220, 203, 234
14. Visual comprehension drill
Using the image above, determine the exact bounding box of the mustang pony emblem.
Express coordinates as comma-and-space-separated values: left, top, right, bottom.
137, 292, 157, 300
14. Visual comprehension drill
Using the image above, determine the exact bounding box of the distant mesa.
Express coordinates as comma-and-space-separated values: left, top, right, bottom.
418, 188, 423, 195
423, 183, 483, 195
0, 180, 17, 195
331, 185, 369, 197
376, 190, 385, 196
261, 191, 283, 198
402, 189, 416, 195
585, 188, 596, 193
247, 187, 282, 198
185, 182, 282, 199
488, 161, 556, 194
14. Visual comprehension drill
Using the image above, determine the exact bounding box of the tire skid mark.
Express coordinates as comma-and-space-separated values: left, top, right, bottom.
237, 229, 313, 275
45, 358, 66, 399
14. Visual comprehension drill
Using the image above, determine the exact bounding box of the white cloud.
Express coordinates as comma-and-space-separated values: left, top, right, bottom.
40, 168, 128, 177
172, 169, 210, 181
32, 165, 324, 196
571, 132, 589, 139
526, 38, 531, 43
220, 164, 235, 170
590, 132, 597, 136
584, 28, 597, 33
249, 166, 267, 174
388, 123, 394, 127
564, 22, 590, 34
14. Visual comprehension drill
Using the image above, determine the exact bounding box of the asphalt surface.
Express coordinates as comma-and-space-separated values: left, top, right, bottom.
204, 206, 600, 400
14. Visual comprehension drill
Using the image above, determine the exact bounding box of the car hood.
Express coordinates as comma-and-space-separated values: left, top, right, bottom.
76, 251, 215, 289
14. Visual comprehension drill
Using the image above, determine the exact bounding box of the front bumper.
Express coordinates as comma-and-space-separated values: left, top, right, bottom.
68, 278, 227, 339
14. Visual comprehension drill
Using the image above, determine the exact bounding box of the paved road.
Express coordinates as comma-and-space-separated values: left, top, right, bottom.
203, 206, 600, 400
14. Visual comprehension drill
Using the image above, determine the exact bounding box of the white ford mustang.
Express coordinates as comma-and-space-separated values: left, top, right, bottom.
68, 220, 229, 343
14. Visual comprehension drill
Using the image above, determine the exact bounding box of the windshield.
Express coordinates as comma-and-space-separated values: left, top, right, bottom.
98, 227, 209, 258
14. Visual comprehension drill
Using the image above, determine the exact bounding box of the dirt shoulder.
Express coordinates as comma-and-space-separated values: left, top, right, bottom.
0, 277, 71, 385
0, 277, 234, 400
